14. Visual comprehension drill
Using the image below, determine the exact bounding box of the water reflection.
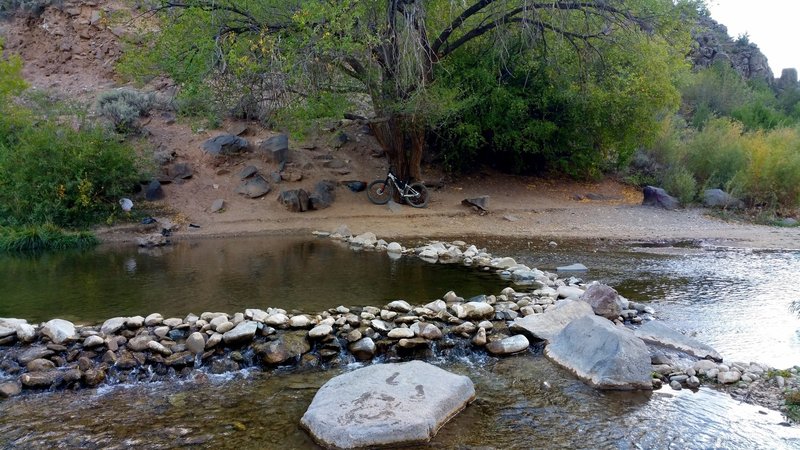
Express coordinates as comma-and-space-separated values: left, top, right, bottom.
0, 237, 507, 323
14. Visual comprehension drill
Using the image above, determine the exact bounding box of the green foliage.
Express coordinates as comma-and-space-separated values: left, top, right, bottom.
0, 39, 27, 98
117, 3, 292, 126
0, 224, 98, 252
0, 43, 142, 229
736, 127, 800, 211
96, 88, 154, 133
682, 62, 799, 132
768, 369, 793, 378
0, 117, 143, 227
662, 166, 697, 205
786, 389, 800, 422
682, 62, 752, 119
643, 117, 800, 212
274, 92, 350, 138
430, 24, 686, 177
682, 118, 748, 190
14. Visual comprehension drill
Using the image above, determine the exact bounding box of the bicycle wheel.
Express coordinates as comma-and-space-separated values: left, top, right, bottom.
406, 182, 429, 208
367, 180, 392, 205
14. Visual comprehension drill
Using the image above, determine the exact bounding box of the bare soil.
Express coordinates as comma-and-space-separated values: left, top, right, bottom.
3, 2, 799, 250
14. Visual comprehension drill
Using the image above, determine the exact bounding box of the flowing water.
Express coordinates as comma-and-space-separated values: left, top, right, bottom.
1, 236, 800, 449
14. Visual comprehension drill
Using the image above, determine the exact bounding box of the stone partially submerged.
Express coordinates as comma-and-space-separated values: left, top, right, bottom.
509, 299, 594, 342
301, 361, 475, 449
544, 315, 653, 390
634, 320, 723, 361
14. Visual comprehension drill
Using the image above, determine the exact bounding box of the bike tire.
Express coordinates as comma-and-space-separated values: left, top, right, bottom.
367, 180, 392, 205
406, 182, 429, 208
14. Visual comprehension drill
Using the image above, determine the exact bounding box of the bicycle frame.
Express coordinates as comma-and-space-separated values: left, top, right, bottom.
384, 171, 420, 199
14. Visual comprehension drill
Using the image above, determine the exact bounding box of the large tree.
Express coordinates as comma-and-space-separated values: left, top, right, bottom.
142, 0, 698, 180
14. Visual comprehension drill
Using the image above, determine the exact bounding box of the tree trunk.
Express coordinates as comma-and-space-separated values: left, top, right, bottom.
370, 114, 424, 182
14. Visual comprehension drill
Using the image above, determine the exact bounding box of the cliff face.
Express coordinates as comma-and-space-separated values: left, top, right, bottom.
691, 14, 774, 85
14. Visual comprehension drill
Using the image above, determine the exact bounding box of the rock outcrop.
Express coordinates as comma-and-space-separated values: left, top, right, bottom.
691, 15, 774, 85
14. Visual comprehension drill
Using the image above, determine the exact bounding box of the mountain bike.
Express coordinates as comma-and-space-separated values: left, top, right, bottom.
366, 168, 429, 208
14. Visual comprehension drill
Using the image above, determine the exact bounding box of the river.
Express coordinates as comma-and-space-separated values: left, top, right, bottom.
1, 236, 799, 448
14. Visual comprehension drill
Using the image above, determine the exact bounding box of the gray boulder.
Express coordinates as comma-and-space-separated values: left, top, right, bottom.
310, 180, 336, 210
486, 335, 529, 355
510, 299, 594, 342
642, 186, 679, 210
210, 199, 225, 213
235, 175, 271, 199
145, 179, 164, 201
259, 134, 289, 164
0, 325, 16, 338
0, 381, 21, 398
301, 361, 475, 449
203, 134, 248, 156
17, 346, 54, 364
169, 162, 193, 180
222, 321, 258, 345
544, 315, 653, 390
238, 165, 259, 180
41, 319, 76, 344
101, 317, 127, 336
580, 284, 622, 320
634, 320, 722, 361
461, 196, 489, 212
349, 337, 377, 360
277, 189, 310, 212
703, 189, 744, 209
185, 332, 206, 354
0, 318, 36, 342
256, 332, 310, 365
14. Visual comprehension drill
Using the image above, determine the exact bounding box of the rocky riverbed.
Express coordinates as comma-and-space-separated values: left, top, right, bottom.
1, 229, 798, 422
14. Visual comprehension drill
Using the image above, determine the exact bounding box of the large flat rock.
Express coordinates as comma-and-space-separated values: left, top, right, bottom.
634, 320, 723, 362
301, 361, 475, 449
545, 315, 653, 390
509, 299, 594, 342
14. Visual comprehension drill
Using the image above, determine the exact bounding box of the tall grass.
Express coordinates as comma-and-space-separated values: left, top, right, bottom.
0, 224, 99, 252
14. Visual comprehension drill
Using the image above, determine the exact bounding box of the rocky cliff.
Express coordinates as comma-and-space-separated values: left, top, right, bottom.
691, 14, 774, 85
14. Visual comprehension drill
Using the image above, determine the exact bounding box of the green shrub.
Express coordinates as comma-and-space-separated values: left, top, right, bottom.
0, 224, 98, 252
682, 62, 751, 118
737, 127, 800, 211
1, 51, 142, 229
96, 88, 154, 132
0, 118, 142, 227
786, 389, 800, 422
683, 118, 748, 189
0, 39, 27, 97
662, 166, 698, 205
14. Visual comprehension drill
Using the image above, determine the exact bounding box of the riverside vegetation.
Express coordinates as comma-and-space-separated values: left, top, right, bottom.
0, 38, 143, 251
0, 1, 799, 252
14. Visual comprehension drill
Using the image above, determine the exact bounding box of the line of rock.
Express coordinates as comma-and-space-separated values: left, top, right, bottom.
1, 230, 797, 417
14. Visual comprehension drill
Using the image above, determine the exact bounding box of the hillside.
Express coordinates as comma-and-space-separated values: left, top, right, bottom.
1, 1, 799, 250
